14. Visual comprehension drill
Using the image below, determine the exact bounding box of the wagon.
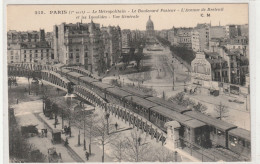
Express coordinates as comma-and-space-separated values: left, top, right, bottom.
51, 129, 62, 144
21, 124, 39, 137
47, 147, 62, 163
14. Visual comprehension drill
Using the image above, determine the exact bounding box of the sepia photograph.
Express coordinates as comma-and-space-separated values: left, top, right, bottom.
4, 2, 254, 163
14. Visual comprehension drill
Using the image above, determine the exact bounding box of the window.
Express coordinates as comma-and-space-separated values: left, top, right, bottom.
76, 53, 79, 58
85, 52, 88, 57
30, 50, 32, 53
35, 54, 38, 58
41, 49, 43, 52
24, 59, 26, 62
217, 129, 224, 136
70, 53, 73, 58
24, 50, 26, 53
35, 50, 38, 53
46, 49, 49, 52
30, 54, 32, 58
24, 54, 26, 58
11, 56, 14, 60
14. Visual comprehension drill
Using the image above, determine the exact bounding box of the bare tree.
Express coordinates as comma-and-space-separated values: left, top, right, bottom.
110, 139, 128, 162
214, 102, 229, 120
124, 130, 152, 162
94, 114, 118, 162
152, 147, 179, 162
84, 112, 99, 154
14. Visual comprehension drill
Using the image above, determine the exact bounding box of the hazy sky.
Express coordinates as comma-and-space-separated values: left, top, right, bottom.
7, 4, 248, 32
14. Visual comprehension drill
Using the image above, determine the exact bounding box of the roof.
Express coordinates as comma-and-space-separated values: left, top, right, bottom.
146, 97, 189, 113
20, 41, 51, 49
52, 129, 62, 133
125, 96, 158, 109
184, 111, 237, 131
183, 119, 206, 129
67, 71, 84, 78
121, 86, 152, 98
61, 68, 72, 74
150, 106, 192, 124
91, 81, 113, 90
229, 128, 250, 141
106, 87, 132, 98
79, 76, 97, 83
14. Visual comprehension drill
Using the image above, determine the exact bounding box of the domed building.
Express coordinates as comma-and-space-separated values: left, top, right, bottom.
146, 16, 155, 38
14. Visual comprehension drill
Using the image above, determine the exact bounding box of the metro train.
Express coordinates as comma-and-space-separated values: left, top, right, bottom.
58, 67, 251, 159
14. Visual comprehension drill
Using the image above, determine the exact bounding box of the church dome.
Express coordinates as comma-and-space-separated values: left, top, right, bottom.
146, 16, 154, 29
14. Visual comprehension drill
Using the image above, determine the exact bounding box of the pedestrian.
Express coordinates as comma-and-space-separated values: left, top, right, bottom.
64, 137, 69, 146
45, 129, 48, 137
41, 129, 44, 137
85, 151, 89, 161
115, 122, 118, 131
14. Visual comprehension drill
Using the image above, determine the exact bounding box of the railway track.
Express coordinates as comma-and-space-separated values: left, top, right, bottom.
33, 112, 85, 163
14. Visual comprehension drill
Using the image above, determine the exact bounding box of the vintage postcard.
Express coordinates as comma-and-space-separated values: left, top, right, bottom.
4, 2, 254, 163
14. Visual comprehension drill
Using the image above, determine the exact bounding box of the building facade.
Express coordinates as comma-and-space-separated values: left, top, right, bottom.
101, 25, 122, 67
177, 28, 192, 49
53, 21, 108, 75
7, 29, 52, 64
121, 29, 132, 48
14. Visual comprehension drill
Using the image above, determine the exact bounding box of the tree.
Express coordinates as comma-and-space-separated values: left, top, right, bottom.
94, 115, 118, 162
84, 112, 99, 154
110, 139, 128, 162
193, 102, 207, 113
124, 130, 152, 162
133, 48, 144, 71
173, 92, 185, 105
214, 102, 229, 120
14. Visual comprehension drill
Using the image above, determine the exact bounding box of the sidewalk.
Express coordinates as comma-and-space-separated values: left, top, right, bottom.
38, 112, 114, 162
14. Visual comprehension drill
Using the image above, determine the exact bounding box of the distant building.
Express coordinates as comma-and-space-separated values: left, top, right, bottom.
121, 29, 132, 48
146, 16, 155, 38
101, 25, 122, 67
209, 26, 226, 39
7, 43, 21, 63
225, 25, 237, 39
167, 28, 178, 45
239, 24, 249, 37
191, 23, 210, 52
177, 28, 192, 49
226, 36, 249, 58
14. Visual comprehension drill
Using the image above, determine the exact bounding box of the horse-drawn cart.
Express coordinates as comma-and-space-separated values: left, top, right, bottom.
47, 147, 62, 163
